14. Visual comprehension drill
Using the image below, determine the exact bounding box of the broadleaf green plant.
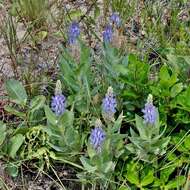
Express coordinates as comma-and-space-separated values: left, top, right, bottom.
126, 95, 170, 164
78, 113, 126, 188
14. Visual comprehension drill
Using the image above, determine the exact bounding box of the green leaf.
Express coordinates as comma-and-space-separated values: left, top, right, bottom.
125, 143, 136, 154
184, 135, 190, 150
0, 121, 6, 146
118, 186, 130, 190
80, 156, 97, 173
141, 169, 154, 186
112, 112, 124, 132
64, 127, 80, 148
127, 54, 150, 83
5, 79, 27, 106
44, 105, 58, 126
153, 178, 161, 186
125, 162, 139, 185
30, 95, 46, 112
165, 176, 185, 189
30, 147, 48, 158
171, 83, 183, 97
8, 134, 25, 159
159, 65, 170, 82
79, 43, 90, 68
153, 108, 160, 135
160, 166, 175, 183
113, 64, 128, 75
6, 163, 18, 177
173, 86, 190, 112
69, 10, 83, 19
87, 143, 96, 159
102, 161, 115, 173
59, 110, 74, 129
59, 53, 79, 92
159, 65, 178, 90
36, 31, 48, 41
4, 105, 25, 118
135, 114, 147, 139
50, 152, 83, 170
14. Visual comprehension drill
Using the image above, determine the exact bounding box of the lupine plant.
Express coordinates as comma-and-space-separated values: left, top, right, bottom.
126, 94, 170, 164
78, 113, 126, 188
78, 88, 126, 188
44, 80, 82, 160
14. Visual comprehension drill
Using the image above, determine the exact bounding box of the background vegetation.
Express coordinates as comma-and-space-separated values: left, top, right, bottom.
0, 0, 190, 189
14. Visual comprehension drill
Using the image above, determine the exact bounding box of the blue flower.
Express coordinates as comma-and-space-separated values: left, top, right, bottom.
90, 121, 106, 151
102, 87, 117, 121
103, 25, 113, 43
110, 12, 121, 27
142, 94, 157, 125
51, 94, 66, 116
68, 21, 80, 44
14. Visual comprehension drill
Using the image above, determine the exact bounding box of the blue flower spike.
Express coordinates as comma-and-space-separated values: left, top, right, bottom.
110, 12, 121, 27
68, 21, 80, 45
142, 94, 157, 125
51, 80, 66, 116
90, 119, 106, 152
102, 86, 117, 122
103, 25, 113, 43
